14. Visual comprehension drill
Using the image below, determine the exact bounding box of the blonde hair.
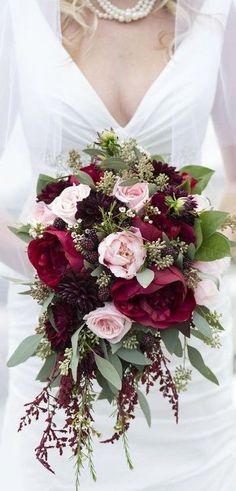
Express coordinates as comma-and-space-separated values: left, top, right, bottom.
60, 1, 177, 54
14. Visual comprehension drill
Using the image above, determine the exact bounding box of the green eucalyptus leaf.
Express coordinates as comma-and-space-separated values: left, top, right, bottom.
119, 178, 140, 187
40, 293, 55, 315
137, 389, 151, 427
179, 166, 214, 194
136, 268, 155, 289
95, 354, 122, 390
148, 183, 158, 196
100, 157, 127, 171
109, 353, 123, 379
200, 211, 229, 239
110, 341, 123, 354
8, 225, 31, 243
117, 348, 151, 366
70, 327, 83, 382
50, 374, 62, 388
160, 328, 180, 355
75, 170, 95, 188
187, 345, 219, 385
151, 154, 165, 162
187, 243, 196, 260
194, 219, 203, 250
195, 232, 231, 261
83, 148, 105, 157
91, 265, 104, 277
192, 311, 212, 339
36, 174, 56, 195
36, 354, 57, 382
7, 334, 44, 367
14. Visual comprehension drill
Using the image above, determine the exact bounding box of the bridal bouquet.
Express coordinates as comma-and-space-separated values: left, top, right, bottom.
8, 130, 235, 487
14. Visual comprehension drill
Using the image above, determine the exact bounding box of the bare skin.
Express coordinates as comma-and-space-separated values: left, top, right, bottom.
64, 1, 174, 128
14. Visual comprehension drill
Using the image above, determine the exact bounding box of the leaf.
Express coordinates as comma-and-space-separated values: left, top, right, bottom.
70, 327, 82, 382
90, 265, 104, 277
192, 311, 212, 339
187, 243, 196, 260
160, 328, 180, 355
110, 341, 123, 354
7, 334, 43, 367
119, 178, 140, 187
97, 373, 114, 403
117, 348, 151, 366
175, 252, 184, 269
95, 354, 122, 390
40, 293, 55, 315
83, 148, 106, 157
195, 232, 231, 261
200, 211, 229, 239
36, 174, 56, 194
75, 170, 95, 188
194, 219, 203, 250
136, 268, 155, 289
137, 389, 151, 427
174, 338, 183, 358
151, 154, 165, 162
8, 225, 31, 243
196, 305, 224, 331
187, 345, 219, 385
2, 276, 32, 285
50, 374, 62, 388
100, 157, 127, 171
36, 354, 57, 382
179, 165, 214, 194
109, 354, 123, 379
148, 183, 158, 196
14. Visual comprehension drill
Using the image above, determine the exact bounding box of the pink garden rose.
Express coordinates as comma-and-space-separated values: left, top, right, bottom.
32, 201, 56, 225
50, 184, 91, 224
98, 227, 146, 279
83, 303, 132, 343
193, 258, 230, 307
113, 178, 149, 212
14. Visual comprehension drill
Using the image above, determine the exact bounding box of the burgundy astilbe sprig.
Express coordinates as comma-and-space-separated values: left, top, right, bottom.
141, 334, 179, 423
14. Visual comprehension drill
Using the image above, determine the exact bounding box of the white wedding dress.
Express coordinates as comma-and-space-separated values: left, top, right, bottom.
1, 1, 236, 490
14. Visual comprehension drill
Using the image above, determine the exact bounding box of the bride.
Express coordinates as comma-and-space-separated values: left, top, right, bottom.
1, 0, 236, 490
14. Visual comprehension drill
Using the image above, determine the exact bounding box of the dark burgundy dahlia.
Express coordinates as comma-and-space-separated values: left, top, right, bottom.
76, 190, 120, 229
57, 272, 103, 318
37, 176, 79, 204
152, 160, 183, 186
45, 303, 78, 352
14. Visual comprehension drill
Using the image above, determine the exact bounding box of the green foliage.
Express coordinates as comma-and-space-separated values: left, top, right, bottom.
95, 354, 122, 390
36, 174, 56, 194
192, 311, 212, 339
116, 348, 151, 366
8, 224, 31, 243
7, 334, 44, 367
75, 170, 95, 188
36, 354, 57, 382
187, 345, 219, 385
136, 268, 155, 289
195, 232, 231, 261
137, 389, 151, 427
179, 165, 214, 194
200, 211, 229, 239
160, 328, 183, 357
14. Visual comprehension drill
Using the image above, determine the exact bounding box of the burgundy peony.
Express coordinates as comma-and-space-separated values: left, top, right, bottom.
45, 303, 78, 352
82, 164, 104, 183
28, 227, 83, 288
37, 176, 79, 204
132, 215, 195, 244
112, 266, 196, 330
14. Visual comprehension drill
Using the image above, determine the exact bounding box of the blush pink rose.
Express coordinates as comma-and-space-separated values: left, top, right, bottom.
113, 178, 149, 212
194, 258, 230, 277
83, 303, 132, 343
32, 201, 56, 225
50, 184, 91, 224
194, 279, 219, 307
98, 227, 146, 279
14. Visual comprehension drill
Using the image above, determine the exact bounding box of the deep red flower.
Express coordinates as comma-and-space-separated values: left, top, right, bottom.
45, 303, 78, 352
82, 164, 104, 183
112, 266, 196, 330
28, 227, 84, 288
152, 160, 183, 186
37, 176, 79, 204
181, 172, 198, 191
132, 214, 195, 244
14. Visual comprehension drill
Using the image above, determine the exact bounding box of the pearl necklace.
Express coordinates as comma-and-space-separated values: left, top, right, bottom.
86, 0, 158, 23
